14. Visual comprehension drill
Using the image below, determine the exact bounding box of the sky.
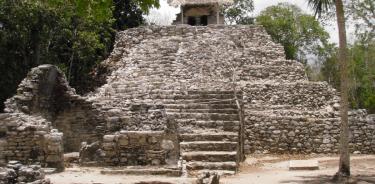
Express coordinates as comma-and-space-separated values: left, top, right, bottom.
145, 0, 349, 43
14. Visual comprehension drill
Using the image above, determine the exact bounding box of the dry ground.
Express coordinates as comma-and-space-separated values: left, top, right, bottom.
222, 154, 375, 184
46, 154, 375, 184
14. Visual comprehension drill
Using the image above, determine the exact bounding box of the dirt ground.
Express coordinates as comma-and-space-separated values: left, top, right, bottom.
46, 154, 375, 184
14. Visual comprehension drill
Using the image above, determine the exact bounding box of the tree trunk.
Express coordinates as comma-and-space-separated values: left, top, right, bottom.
334, 0, 351, 180
31, 28, 41, 66
68, 17, 78, 83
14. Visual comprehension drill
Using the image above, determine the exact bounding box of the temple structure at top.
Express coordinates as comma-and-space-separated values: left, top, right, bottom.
168, 0, 233, 26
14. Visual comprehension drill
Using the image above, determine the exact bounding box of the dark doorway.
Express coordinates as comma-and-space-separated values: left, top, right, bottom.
200, 16, 208, 26
187, 16, 208, 26
188, 16, 196, 26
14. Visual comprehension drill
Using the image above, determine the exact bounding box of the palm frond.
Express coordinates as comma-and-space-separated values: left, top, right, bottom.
307, 0, 335, 17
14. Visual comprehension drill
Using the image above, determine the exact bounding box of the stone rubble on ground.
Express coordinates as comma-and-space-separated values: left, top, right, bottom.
0, 161, 50, 184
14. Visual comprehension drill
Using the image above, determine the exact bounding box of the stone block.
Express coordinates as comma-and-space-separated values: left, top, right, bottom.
289, 160, 319, 171
118, 136, 129, 146
46, 155, 62, 162
103, 135, 116, 142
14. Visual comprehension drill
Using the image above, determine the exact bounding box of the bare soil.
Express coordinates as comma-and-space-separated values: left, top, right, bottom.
46, 155, 375, 184
222, 154, 375, 184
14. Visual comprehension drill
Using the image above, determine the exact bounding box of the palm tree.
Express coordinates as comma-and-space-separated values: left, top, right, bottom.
307, 0, 350, 180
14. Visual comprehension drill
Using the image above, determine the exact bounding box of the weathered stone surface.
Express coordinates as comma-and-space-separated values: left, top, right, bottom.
0, 162, 51, 184
101, 131, 179, 166
0, 25, 374, 176
289, 160, 319, 171
196, 171, 220, 184
244, 109, 375, 154
79, 141, 103, 164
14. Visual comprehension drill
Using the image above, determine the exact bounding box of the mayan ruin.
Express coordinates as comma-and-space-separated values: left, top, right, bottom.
0, 0, 374, 183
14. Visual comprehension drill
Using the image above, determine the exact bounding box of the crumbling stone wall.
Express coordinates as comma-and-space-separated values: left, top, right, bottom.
100, 104, 179, 166
52, 102, 105, 152
3, 65, 106, 153
2, 25, 375, 170
4, 65, 75, 120
0, 114, 63, 170
102, 130, 179, 166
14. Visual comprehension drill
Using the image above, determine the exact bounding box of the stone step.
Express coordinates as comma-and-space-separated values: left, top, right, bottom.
192, 169, 236, 176
176, 120, 240, 131
174, 94, 240, 100
100, 167, 181, 176
187, 91, 237, 95
186, 161, 237, 171
180, 141, 238, 152
239, 59, 302, 67
171, 99, 237, 104
151, 99, 237, 105
245, 109, 336, 119
182, 151, 237, 162
165, 104, 237, 110
167, 108, 238, 114
167, 112, 239, 121
180, 132, 238, 142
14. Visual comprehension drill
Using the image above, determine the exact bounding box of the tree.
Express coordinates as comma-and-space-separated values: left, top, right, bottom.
0, 0, 159, 112
348, 0, 375, 43
223, 0, 254, 25
348, 42, 375, 113
319, 43, 375, 114
113, 0, 160, 30
308, 0, 351, 180
256, 3, 330, 63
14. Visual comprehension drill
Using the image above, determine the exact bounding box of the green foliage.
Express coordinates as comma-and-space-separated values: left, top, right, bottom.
0, 0, 157, 111
133, 0, 159, 13
256, 3, 330, 61
348, 42, 375, 112
320, 42, 375, 113
348, 0, 375, 43
223, 0, 254, 25
307, 0, 335, 16
113, 0, 145, 30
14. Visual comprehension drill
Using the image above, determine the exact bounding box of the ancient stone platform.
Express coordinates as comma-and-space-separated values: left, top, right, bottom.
0, 25, 374, 177
289, 160, 319, 171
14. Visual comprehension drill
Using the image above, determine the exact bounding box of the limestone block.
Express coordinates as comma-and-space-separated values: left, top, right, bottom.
161, 140, 174, 151
118, 136, 129, 146
103, 135, 116, 142
46, 155, 62, 162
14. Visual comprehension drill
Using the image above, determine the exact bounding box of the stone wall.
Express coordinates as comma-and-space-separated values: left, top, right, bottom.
3, 65, 106, 153
4, 65, 76, 120
53, 101, 105, 152
1, 25, 375, 171
102, 131, 179, 166
100, 105, 179, 166
0, 113, 63, 170
104, 104, 169, 132
244, 109, 375, 154
95, 25, 303, 96
91, 25, 375, 155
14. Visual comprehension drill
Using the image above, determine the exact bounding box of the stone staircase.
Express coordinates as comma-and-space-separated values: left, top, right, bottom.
165, 91, 241, 176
